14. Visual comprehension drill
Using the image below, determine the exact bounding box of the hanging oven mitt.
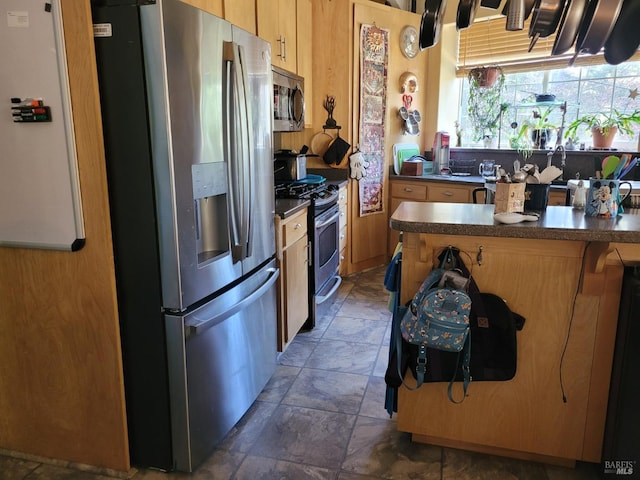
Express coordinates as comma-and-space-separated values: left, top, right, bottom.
349, 151, 369, 180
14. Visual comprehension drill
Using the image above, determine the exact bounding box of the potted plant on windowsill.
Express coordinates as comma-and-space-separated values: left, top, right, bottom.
516, 105, 558, 150
565, 109, 640, 149
468, 66, 507, 147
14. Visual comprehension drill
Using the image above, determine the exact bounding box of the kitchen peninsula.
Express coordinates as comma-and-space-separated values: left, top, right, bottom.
390, 202, 640, 467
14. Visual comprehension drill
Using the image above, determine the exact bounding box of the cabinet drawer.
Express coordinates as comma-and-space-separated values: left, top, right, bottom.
391, 182, 428, 200
548, 190, 567, 206
338, 186, 348, 206
426, 184, 470, 203
339, 205, 348, 230
282, 209, 307, 247
339, 225, 347, 253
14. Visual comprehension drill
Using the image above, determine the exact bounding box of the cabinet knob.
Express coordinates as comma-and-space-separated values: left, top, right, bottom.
403, 187, 413, 192
340, 234, 345, 240
294, 222, 302, 229
442, 191, 453, 196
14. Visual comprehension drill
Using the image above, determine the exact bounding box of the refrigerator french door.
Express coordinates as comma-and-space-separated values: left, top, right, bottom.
92, 0, 277, 472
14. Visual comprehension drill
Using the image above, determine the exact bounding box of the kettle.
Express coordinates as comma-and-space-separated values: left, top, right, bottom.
274, 150, 307, 181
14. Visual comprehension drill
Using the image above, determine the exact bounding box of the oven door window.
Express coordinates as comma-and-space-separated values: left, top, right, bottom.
314, 204, 340, 292
318, 221, 337, 268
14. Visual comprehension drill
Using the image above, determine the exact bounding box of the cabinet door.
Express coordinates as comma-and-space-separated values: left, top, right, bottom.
224, 0, 256, 33
549, 190, 568, 206
338, 185, 348, 274
296, 0, 312, 125
180, 0, 223, 16
284, 235, 308, 342
257, 0, 297, 70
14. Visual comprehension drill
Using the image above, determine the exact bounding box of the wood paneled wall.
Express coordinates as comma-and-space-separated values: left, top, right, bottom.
0, 0, 129, 471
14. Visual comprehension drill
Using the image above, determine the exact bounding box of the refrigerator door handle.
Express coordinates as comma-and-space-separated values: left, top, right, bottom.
224, 41, 253, 262
185, 267, 279, 338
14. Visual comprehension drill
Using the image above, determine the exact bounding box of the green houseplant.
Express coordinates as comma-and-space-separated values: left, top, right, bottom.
517, 105, 558, 150
565, 109, 640, 149
468, 67, 507, 146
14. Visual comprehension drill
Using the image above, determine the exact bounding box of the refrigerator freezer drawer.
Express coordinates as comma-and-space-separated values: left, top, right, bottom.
165, 260, 279, 472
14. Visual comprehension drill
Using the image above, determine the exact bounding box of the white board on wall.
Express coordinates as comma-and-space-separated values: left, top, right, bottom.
0, 0, 85, 251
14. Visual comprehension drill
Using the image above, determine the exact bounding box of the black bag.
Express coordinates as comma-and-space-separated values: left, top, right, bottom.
404, 292, 525, 383
385, 247, 526, 390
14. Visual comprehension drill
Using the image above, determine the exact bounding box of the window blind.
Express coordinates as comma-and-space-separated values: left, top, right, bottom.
457, 16, 640, 77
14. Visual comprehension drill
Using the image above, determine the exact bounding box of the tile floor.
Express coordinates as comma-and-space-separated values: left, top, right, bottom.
1, 266, 602, 480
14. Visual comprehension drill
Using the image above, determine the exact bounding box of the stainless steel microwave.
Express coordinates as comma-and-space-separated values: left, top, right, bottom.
272, 66, 305, 132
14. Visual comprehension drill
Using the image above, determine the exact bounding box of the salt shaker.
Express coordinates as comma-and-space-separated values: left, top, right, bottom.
572, 180, 586, 209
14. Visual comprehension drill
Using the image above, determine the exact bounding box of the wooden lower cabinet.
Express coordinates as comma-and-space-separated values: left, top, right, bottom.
338, 184, 348, 275
549, 189, 568, 206
275, 209, 309, 352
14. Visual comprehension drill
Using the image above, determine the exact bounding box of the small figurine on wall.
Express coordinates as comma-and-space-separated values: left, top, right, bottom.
323, 95, 337, 128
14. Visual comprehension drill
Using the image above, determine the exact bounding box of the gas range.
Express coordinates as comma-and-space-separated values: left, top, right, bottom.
274, 174, 342, 330
274, 176, 340, 211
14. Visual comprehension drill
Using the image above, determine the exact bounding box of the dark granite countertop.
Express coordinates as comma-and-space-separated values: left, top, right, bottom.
275, 198, 310, 219
390, 202, 640, 243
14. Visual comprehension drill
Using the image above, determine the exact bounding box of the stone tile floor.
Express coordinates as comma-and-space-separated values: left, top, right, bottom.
0, 266, 602, 480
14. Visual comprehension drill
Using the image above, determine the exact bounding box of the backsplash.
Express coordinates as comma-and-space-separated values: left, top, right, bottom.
447, 148, 640, 182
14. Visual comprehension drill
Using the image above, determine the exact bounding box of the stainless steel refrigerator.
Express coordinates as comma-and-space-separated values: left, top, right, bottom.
91, 0, 277, 472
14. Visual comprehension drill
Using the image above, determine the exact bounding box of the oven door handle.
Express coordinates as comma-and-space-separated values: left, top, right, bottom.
315, 210, 340, 229
315, 275, 342, 305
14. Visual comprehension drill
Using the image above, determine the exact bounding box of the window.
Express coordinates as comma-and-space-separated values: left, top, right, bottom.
458, 62, 640, 151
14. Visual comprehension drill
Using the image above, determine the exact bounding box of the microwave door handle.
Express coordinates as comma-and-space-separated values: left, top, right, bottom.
291, 85, 305, 126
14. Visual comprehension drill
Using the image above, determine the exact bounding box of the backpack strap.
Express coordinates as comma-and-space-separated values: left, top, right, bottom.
447, 333, 471, 403
395, 306, 422, 391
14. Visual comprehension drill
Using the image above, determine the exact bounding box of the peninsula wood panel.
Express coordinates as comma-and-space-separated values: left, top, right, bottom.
397, 233, 621, 464
0, 0, 129, 471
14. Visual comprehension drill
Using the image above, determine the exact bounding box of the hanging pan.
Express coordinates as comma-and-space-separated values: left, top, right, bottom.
480, 0, 501, 8
419, 0, 448, 49
456, 0, 480, 31
501, 0, 536, 22
552, 0, 588, 55
573, 0, 623, 60
604, 0, 640, 65
527, 0, 566, 52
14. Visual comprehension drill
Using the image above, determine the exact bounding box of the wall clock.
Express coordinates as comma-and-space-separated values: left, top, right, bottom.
400, 25, 419, 59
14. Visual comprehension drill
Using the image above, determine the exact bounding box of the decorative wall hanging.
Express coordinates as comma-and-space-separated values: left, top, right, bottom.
358, 23, 389, 217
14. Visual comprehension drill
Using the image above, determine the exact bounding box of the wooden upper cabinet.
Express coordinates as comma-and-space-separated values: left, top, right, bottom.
179, 0, 224, 17
256, 0, 298, 71
224, 0, 256, 34
179, 0, 255, 33
295, 0, 312, 126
